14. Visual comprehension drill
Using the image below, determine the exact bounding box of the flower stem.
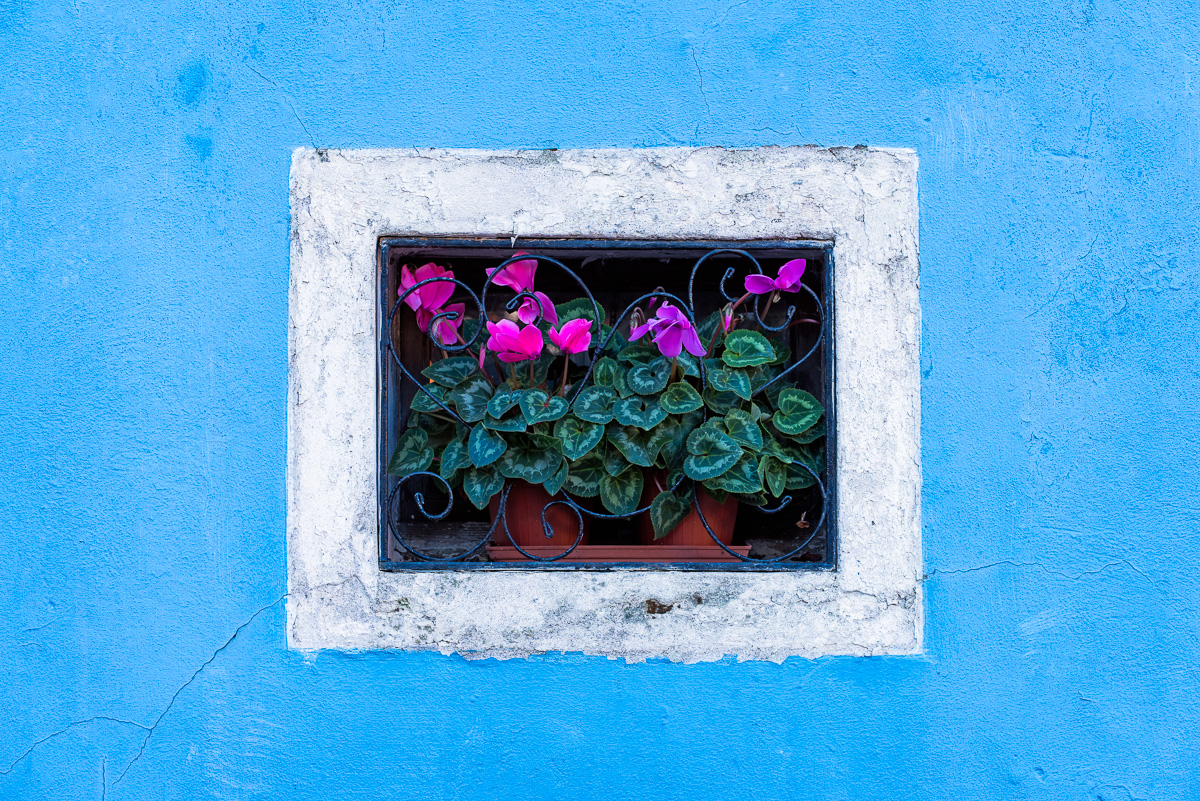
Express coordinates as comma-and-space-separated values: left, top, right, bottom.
668, 357, 678, 385
529, 360, 535, 389
559, 353, 570, 396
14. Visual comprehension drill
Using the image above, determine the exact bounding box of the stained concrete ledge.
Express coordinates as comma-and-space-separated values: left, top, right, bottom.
287, 146, 921, 662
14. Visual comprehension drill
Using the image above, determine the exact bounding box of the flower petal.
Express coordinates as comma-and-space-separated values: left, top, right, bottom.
775, 259, 806, 292
744, 274, 776, 295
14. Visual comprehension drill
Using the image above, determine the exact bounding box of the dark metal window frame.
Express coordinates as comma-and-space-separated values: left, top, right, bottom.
376, 237, 837, 572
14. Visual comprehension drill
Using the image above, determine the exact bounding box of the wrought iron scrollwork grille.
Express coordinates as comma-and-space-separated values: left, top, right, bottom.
377, 238, 836, 571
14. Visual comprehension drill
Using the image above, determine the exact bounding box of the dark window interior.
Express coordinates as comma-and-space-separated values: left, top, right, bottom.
378, 238, 835, 570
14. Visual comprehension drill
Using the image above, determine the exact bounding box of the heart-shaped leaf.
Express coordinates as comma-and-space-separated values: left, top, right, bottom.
604, 442, 632, 476
409, 383, 449, 413
760, 455, 786, 497
486, 387, 523, 419
564, 451, 605, 498
783, 442, 825, 490
676, 353, 701, 378
724, 409, 764, 449
447, 375, 494, 423
649, 417, 689, 468
768, 337, 791, 365
556, 298, 601, 326
773, 388, 824, 435
463, 466, 505, 509
483, 407, 527, 432
660, 382, 704, 414
467, 425, 507, 468
520, 389, 569, 425
703, 453, 762, 494
683, 426, 742, 480
599, 466, 644, 516
422, 356, 481, 388
543, 460, 569, 497
608, 423, 663, 468
760, 429, 793, 463
573, 385, 617, 424
708, 367, 752, 400
627, 356, 672, 395
613, 364, 634, 398
650, 488, 692, 540
748, 363, 781, 394
721, 329, 775, 367
789, 417, 826, 444
592, 357, 621, 387
613, 396, 668, 430
554, 416, 605, 460
387, 428, 434, 476
496, 433, 563, 484
439, 438, 471, 483
702, 386, 740, 415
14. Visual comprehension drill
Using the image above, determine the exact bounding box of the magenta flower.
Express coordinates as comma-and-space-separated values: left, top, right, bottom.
744, 259, 806, 295
548, 318, 592, 355
630, 302, 706, 359
400, 262, 456, 322
485, 252, 559, 326
485, 319, 545, 363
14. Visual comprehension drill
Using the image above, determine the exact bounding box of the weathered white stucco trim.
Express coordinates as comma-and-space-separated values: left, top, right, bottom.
288, 146, 921, 662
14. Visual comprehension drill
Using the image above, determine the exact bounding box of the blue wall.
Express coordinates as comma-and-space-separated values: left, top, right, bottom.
3, 1, 1198, 798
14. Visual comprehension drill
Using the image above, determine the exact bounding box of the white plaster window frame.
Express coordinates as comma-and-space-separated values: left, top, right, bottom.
288, 146, 921, 662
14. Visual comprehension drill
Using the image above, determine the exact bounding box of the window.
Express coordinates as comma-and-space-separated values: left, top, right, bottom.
378, 238, 835, 568
288, 146, 922, 660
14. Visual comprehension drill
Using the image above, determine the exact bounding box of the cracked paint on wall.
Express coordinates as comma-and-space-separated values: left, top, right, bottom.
2, 0, 1199, 799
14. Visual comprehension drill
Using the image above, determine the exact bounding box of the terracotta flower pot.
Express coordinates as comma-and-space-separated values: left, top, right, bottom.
489, 481, 588, 548
638, 473, 738, 546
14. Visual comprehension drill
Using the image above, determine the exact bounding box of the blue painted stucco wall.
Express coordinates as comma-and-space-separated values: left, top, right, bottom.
3, 1, 1198, 798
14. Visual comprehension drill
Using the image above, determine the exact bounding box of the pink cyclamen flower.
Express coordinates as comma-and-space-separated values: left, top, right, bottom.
485, 319, 545, 363
485, 252, 559, 326
400, 262, 456, 319
548, 318, 592, 355
744, 259, 806, 295
427, 303, 465, 346
630, 302, 706, 359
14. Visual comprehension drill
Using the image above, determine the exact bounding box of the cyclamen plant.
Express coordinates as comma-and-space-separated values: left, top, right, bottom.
387, 251, 826, 546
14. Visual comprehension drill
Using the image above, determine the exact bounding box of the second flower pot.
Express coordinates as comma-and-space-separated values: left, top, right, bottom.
638, 474, 739, 546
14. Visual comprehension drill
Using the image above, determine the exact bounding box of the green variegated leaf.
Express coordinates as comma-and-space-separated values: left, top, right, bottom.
564, 451, 605, 498
721, 329, 775, 367
421, 356, 481, 388
760, 429, 793, 463
724, 409, 764, 449
556, 298, 601, 326
760, 455, 787, 497
702, 386, 740, 415
773, 388, 824, 435
790, 417, 826, 444
617, 344, 659, 364
544, 460, 569, 497
703, 453, 762, 494
613, 396, 668, 430
463, 466, 505, 509
592, 357, 621, 387
734, 492, 769, 507
572, 385, 617, 424
439, 439, 471, 482
650, 487, 692, 540
607, 423, 662, 468
520, 389, 569, 425
447, 375, 494, 423
659, 381, 704, 414
676, 353, 702, 378
782, 442, 824, 489
649, 417, 687, 468
409, 383, 448, 413
467, 425, 507, 467
553, 416, 604, 460
683, 426, 742, 480
696, 310, 723, 344
486, 387, 523, 419
627, 356, 671, 395
483, 407, 527, 432
708, 366, 752, 400
387, 429, 433, 476
600, 325, 628, 357
604, 442, 632, 476
599, 466, 644, 516
613, 363, 633, 398
496, 433, 563, 484
748, 363, 781, 394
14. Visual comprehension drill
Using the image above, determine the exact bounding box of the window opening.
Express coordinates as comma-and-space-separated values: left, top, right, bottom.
378, 238, 835, 570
